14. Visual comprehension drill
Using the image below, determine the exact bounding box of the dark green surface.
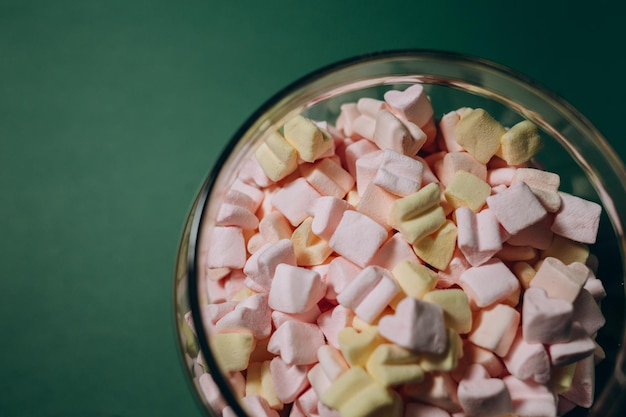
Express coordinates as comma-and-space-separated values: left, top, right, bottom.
1, 1, 624, 416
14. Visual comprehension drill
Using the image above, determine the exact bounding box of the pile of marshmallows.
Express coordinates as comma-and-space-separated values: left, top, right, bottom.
186, 84, 607, 417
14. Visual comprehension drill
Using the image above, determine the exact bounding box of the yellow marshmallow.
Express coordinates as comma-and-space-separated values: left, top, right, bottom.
338, 326, 385, 368
455, 108, 505, 164
390, 183, 446, 244
365, 344, 424, 387
444, 170, 491, 212
496, 120, 543, 165
254, 131, 298, 182
423, 289, 472, 334
283, 115, 334, 163
418, 328, 462, 372
245, 361, 282, 409
413, 219, 458, 270
512, 261, 536, 289
540, 235, 589, 265
321, 366, 398, 417
291, 217, 332, 266
550, 362, 578, 394
210, 331, 256, 372
391, 260, 438, 299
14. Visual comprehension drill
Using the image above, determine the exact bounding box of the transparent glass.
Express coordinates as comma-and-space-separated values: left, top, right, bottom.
174, 50, 626, 417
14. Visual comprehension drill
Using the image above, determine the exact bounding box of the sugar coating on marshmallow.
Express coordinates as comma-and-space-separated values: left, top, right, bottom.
193, 85, 607, 417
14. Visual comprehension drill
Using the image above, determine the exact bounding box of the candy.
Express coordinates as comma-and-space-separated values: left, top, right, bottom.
191, 84, 607, 417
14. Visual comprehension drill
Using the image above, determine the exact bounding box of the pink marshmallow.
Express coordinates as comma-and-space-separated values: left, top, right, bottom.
457, 372, 512, 417
258, 211, 293, 244
372, 109, 427, 156
357, 97, 385, 117
215, 293, 272, 339
270, 357, 311, 404
343, 139, 379, 178
216, 200, 259, 229
383, 83, 434, 128
456, 207, 503, 267
336, 102, 359, 137
438, 248, 471, 287
317, 345, 349, 381
548, 322, 596, 367
328, 210, 388, 267
223, 395, 279, 417
503, 329, 551, 384
529, 257, 588, 303
355, 150, 383, 196
271, 304, 322, 328
206, 226, 247, 269
437, 152, 487, 187
356, 183, 398, 230
368, 232, 421, 271
244, 239, 297, 292
230, 178, 265, 212
237, 156, 273, 188
415, 155, 440, 186
300, 157, 355, 199
486, 167, 517, 187
373, 149, 424, 196
505, 215, 554, 250
307, 363, 332, 398
486, 181, 548, 234
522, 286, 573, 344
325, 256, 362, 301
573, 288, 605, 336
561, 354, 595, 408
307, 196, 351, 241
268, 321, 326, 365
269, 264, 326, 314
316, 304, 355, 349
551, 192, 602, 244
352, 114, 376, 140
459, 258, 519, 308
404, 402, 452, 417
271, 177, 323, 226
502, 376, 557, 417
378, 296, 448, 354
336, 265, 400, 323
437, 111, 464, 153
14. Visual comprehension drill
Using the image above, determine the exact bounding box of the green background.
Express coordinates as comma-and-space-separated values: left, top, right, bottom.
1, 1, 624, 416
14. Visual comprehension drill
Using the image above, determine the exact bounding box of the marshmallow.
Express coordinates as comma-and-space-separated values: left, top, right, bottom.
329, 210, 388, 267
246, 361, 282, 409
511, 167, 561, 212
573, 289, 605, 336
365, 343, 424, 387
269, 357, 311, 404
355, 150, 384, 195
316, 304, 355, 349
283, 115, 334, 163
244, 239, 296, 292
268, 321, 325, 365
548, 323, 596, 367
459, 258, 519, 308
540, 234, 590, 265
210, 331, 256, 372
223, 395, 279, 417
391, 260, 438, 300
502, 375, 557, 417
455, 108, 505, 164
343, 139, 379, 178
437, 152, 487, 187
529, 257, 588, 303
457, 368, 512, 417
384, 83, 434, 128
444, 170, 491, 212
438, 110, 464, 153
356, 183, 398, 230
403, 402, 451, 417
503, 328, 551, 384
308, 363, 333, 399
423, 289, 472, 334
402, 372, 461, 413
308, 196, 350, 241
413, 219, 458, 270
455, 207, 503, 266
390, 182, 446, 244
300, 157, 355, 199
325, 256, 362, 301
561, 354, 595, 408
336, 102, 360, 137
320, 366, 399, 417
486, 181, 547, 234
271, 177, 323, 226
454, 343, 504, 380
496, 120, 543, 165
505, 216, 554, 250
378, 296, 448, 354
368, 232, 421, 271
317, 344, 350, 382
258, 211, 293, 244
291, 217, 333, 266
337, 265, 400, 323
215, 293, 272, 340
551, 192, 602, 244
206, 226, 247, 269
373, 149, 424, 196
522, 286, 574, 344
486, 167, 517, 187
468, 303, 520, 357
418, 329, 463, 372
269, 264, 326, 314
255, 131, 299, 182
337, 325, 385, 368
373, 109, 427, 156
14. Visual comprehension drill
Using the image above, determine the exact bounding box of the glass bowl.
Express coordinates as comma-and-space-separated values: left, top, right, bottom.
174, 50, 626, 417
